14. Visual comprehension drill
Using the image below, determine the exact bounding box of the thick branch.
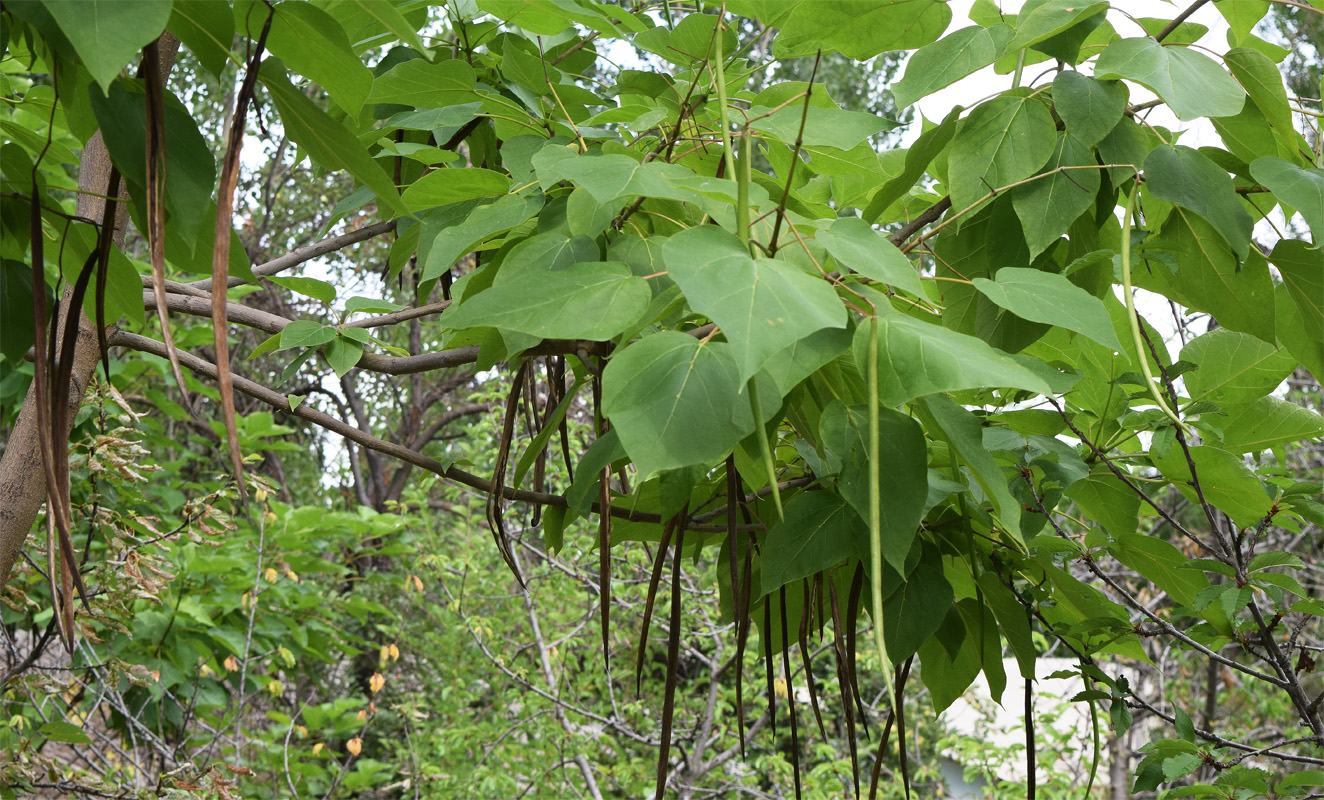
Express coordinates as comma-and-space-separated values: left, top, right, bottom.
106, 332, 761, 533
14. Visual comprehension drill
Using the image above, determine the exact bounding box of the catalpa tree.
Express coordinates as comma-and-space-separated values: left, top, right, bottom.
0, 0, 1322, 796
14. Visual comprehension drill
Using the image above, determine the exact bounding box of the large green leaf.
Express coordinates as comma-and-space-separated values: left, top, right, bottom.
1065, 471, 1140, 539
1005, 0, 1107, 52
1051, 71, 1127, 147
1224, 47, 1294, 138
402, 168, 510, 212
891, 24, 1013, 109
89, 82, 216, 247
1144, 145, 1253, 261
1094, 37, 1246, 121
948, 94, 1057, 219
1217, 0, 1271, 43
773, 0, 952, 59
420, 194, 543, 282
1137, 209, 1275, 343
259, 61, 407, 216
1180, 329, 1296, 405
1010, 133, 1101, 259
760, 327, 852, 396
759, 492, 866, 596
496, 232, 600, 283
915, 395, 1023, 543
1221, 397, 1324, 454
45, 0, 172, 92
863, 107, 958, 223
477, 0, 646, 37
1109, 534, 1210, 609
268, 1, 372, 115
972, 267, 1120, 350
1268, 239, 1323, 368
819, 403, 928, 573
443, 261, 649, 341
601, 333, 753, 478
884, 555, 953, 662
1251, 158, 1324, 241
817, 217, 923, 297
664, 226, 846, 383
366, 57, 477, 108
853, 307, 1055, 407
1153, 446, 1273, 529
169, 0, 235, 78
748, 106, 895, 151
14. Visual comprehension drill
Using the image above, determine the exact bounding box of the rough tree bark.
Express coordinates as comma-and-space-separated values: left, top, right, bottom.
0, 35, 181, 591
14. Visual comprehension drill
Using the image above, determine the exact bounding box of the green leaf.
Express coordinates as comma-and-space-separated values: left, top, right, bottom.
1180, 329, 1296, 405
280, 320, 337, 350
324, 335, 364, 377
1144, 145, 1253, 261
1005, 0, 1107, 52
1136, 209, 1275, 343
269, 276, 337, 304
817, 216, 923, 297
853, 306, 1055, 407
497, 232, 601, 283
759, 327, 852, 396
1051, 71, 1127, 147
1221, 397, 1324, 454
420, 194, 543, 282
334, 0, 430, 56
973, 267, 1120, 350
1154, 445, 1273, 529
949, 94, 1057, 219
891, 24, 1013, 109
916, 395, 1024, 543
1225, 47, 1294, 138
601, 333, 753, 478
366, 57, 477, 108
1174, 706, 1195, 743
37, 721, 92, 745
773, 0, 952, 60
169, 0, 235, 78
1269, 239, 1323, 367
444, 262, 649, 341
759, 492, 866, 596
748, 105, 895, 151
1249, 551, 1303, 571
477, 0, 646, 37
402, 168, 511, 212
1217, 0, 1270, 43
1251, 158, 1324, 241
1094, 37, 1246, 121
45, 0, 172, 93
1109, 534, 1210, 609
343, 296, 404, 316
1010, 133, 1102, 259
664, 226, 846, 383
820, 403, 928, 573
885, 556, 953, 662
1162, 753, 1203, 782
260, 60, 407, 216
635, 13, 734, 65
89, 82, 217, 248
863, 107, 959, 224
268, 1, 372, 115
1065, 472, 1140, 538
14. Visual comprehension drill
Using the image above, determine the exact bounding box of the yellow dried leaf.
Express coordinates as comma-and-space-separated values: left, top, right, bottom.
346, 737, 362, 756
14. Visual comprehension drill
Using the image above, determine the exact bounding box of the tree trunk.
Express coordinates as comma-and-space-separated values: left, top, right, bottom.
0, 35, 180, 591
